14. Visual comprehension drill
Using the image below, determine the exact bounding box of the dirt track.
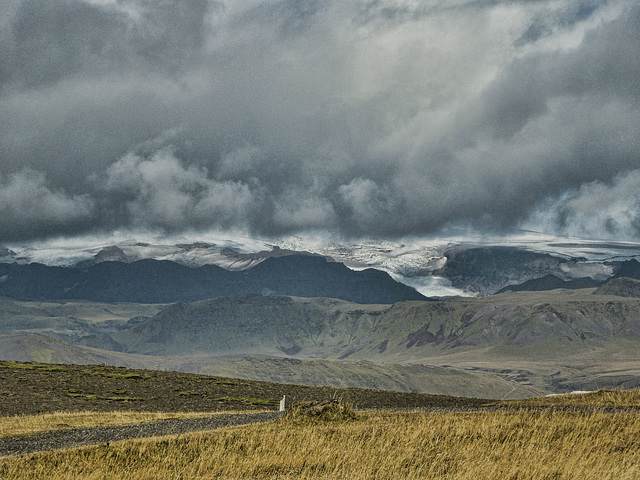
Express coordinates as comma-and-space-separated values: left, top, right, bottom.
0, 412, 282, 457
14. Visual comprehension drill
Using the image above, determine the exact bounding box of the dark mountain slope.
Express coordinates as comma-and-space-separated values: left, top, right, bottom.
613, 259, 640, 280
243, 255, 425, 303
594, 277, 640, 298
0, 255, 427, 304
497, 274, 600, 293
432, 247, 573, 295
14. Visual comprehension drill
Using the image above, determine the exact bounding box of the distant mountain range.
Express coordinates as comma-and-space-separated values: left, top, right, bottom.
2, 278, 640, 397
2, 235, 640, 399
0, 255, 427, 304
3, 234, 640, 297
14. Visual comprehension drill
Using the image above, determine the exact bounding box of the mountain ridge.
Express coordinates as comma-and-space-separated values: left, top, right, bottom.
496, 274, 601, 293
5, 235, 640, 297
0, 255, 427, 304
594, 276, 640, 298
109, 292, 640, 366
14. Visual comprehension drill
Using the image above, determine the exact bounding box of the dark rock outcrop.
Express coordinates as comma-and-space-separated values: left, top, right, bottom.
497, 274, 600, 293
594, 277, 640, 298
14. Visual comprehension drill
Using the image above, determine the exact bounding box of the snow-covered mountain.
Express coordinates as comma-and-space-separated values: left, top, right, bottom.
3, 231, 640, 297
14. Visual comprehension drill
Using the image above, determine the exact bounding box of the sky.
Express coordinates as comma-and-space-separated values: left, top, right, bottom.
1, 0, 639, 245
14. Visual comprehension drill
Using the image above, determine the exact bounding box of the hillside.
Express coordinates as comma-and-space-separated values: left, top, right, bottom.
116, 295, 385, 357
122, 291, 640, 393
593, 276, 640, 298
0, 333, 540, 399
0, 361, 488, 417
107, 292, 640, 363
3, 290, 640, 397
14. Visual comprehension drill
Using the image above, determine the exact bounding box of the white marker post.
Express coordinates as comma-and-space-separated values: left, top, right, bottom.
279, 395, 286, 412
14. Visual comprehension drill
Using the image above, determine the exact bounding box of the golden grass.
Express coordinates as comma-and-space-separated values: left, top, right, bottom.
1, 409, 640, 479
500, 388, 640, 409
0, 411, 238, 439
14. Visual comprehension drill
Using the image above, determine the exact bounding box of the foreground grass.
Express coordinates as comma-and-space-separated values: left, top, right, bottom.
0, 411, 235, 439
1, 408, 639, 479
500, 388, 640, 409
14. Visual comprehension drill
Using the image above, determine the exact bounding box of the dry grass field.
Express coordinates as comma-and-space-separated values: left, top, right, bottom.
502, 387, 640, 409
1, 393, 640, 479
0, 411, 221, 439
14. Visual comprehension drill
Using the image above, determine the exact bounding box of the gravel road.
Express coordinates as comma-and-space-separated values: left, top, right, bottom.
0, 412, 282, 457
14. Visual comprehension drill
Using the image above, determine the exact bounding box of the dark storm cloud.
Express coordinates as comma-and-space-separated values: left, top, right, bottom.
99, 145, 254, 231
1, 0, 210, 89
0, 169, 94, 241
523, 170, 640, 240
480, 4, 639, 140
1, 0, 639, 242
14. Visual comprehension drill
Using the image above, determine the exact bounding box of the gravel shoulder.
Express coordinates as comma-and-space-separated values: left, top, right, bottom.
0, 412, 282, 457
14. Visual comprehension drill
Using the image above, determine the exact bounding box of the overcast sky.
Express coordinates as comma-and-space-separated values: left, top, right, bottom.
1, 0, 639, 244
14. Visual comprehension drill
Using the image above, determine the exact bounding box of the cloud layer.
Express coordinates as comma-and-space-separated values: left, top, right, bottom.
1, 0, 639, 242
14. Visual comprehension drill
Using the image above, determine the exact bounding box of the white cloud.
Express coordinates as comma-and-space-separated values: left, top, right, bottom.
272, 188, 336, 230
102, 147, 254, 230
523, 169, 640, 241
0, 169, 94, 239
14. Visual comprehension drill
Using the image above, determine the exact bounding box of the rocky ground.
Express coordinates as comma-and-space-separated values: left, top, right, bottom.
0, 361, 488, 417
